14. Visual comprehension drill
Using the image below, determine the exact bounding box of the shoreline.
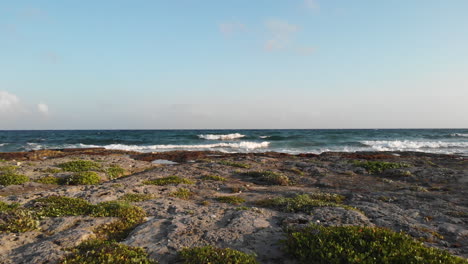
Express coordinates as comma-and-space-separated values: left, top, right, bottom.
1, 148, 467, 263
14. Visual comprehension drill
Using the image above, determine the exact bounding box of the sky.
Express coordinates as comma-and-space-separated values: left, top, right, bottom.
1, 0, 467, 129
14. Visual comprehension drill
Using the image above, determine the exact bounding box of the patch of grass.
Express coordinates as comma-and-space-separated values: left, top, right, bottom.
143, 176, 194, 186
170, 188, 193, 200
0, 201, 20, 212
201, 174, 226, 181
256, 193, 356, 213
92, 201, 146, 223
284, 224, 466, 264
180, 245, 258, 264
218, 160, 251, 169
118, 193, 154, 203
352, 160, 410, 174
216, 196, 246, 205
0, 165, 18, 172
0, 208, 39, 233
61, 240, 157, 264
42, 167, 62, 174
0, 172, 29, 186
106, 165, 126, 180
0, 159, 7, 162
34, 176, 62, 185
242, 171, 290, 185
68, 171, 101, 185
31, 196, 93, 217
236, 206, 251, 211
58, 160, 101, 172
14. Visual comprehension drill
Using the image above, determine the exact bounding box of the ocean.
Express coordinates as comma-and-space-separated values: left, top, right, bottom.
0, 129, 467, 156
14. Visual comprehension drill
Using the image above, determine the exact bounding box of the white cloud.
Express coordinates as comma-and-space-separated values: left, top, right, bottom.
264, 19, 299, 51
304, 0, 319, 11
0, 90, 20, 113
219, 22, 246, 36
37, 103, 49, 115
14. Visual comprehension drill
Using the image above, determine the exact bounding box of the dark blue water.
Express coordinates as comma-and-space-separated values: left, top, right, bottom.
0, 129, 467, 155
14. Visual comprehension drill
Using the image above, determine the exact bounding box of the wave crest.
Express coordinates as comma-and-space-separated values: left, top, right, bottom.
198, 133, 245, 140
451, 133, 468, 138
361, 140, 468, 151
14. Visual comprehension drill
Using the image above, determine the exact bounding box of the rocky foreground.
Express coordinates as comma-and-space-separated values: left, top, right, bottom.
0, 149, 467, 263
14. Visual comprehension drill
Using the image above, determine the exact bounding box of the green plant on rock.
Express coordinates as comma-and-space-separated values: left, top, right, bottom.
0, 165, 18, 172
218, 160, 251, 169
0, 172, 29, 186
31, 196, 93, 217
216, 196, 246, 205
256, 193, 356, 213
170, 188, 193, 200
92, 201, 146, 224
0, 201, 20, 212
352, 160, 410, 174
0, 208, 39, 233
58, 160, 101, 172
241, 171, 289, 186
42, 167, 62, 174
180, 245, 258, 264
143, 175, 194, 186
68, 171, 101, 185
201, 175, 226, 181
106, 165, 126, 180
284, 224, 467, 264
35, 176, 63, 185
118, 193, 154, 202
61, 239, 157, 264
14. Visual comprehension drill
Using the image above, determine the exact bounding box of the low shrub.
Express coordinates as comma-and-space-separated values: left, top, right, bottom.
68, 171, 101, 185
58, 160, 101, 172
0, 172, 29, 186
170, 188, 193, 200
0, 165, 18, 172
35, 176, 62, 185
201, 175, 227, 181
218, 160, 251, 169
61, 240, 157, 264
0, 201, 20, 212
144, 176, 194, 186
31, 196, 93, 217
42, 168, 62, 174
180, 245, 258, 264
106, 165, 126, 180
242, 171, 289, 186
256, 193, 356, 213
0, 208, 39, 233
216, 196, 246, 205
92, 201, 146, 224
284, 224, 467, 264
352, 160, 410, 174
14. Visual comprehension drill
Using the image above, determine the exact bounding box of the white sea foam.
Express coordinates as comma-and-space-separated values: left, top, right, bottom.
198, 133, 245, 140
259, 136, 270, 139
360, 140, 468, 151
103, 141, 269, 152
0, 143, 7, 147
451, 133, 468, 137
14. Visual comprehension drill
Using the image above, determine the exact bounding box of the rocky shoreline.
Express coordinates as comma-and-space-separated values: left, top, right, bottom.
0, 149, 467, 263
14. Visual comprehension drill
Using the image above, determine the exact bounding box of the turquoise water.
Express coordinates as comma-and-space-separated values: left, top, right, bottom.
0, 129, 467, 155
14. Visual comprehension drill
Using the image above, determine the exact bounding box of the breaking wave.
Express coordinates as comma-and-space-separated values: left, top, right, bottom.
198, 133, 245, 140
360, 140, 468, 151
451, 133, 468, 138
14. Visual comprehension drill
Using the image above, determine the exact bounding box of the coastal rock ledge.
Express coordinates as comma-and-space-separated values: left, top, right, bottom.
0, 149, 467, 263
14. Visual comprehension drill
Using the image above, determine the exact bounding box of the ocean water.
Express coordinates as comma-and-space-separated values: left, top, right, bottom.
0, 129, 467, 156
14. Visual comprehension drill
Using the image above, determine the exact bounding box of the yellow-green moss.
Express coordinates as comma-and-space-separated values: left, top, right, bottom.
218, 160, 251, 169
118, 193, 154, 203
0, 208, 39, 233
216, 196, 246, 205
31, 196, 93, 217
180, 246, 258, 264
256, 193, 356, 213
0, 172, 29, 186
58, 160, 101, 172
284, 224, 466, 264
170, 188, 193, 200
143, 176, 194, 186
35, 176, 62, 185
106, 165, 126, 180
242, 171, 290, 186
352, 160, 410, 174
201, 175, 227, 181
68, 171, 101, 185
42, 167, 62, 174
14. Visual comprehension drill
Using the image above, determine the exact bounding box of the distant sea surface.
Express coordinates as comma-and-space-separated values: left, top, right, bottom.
0, 129, 467, 156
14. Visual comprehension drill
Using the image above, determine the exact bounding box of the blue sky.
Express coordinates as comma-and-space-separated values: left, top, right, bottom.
1, 0, 467, 129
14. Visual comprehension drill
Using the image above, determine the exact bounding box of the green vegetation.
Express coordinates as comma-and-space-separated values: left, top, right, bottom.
256, 193, 356, 213
61, 240, 157, 264
143, 175, 195, 186
0, 172, 29, 186
35, 176, 62, 184
32, 196, 93, 217
352, 160, 410, 174
106, 165, 126, 180
0, 159, 7, 162
68, 171, 101, 185
216, 196, 246, 205
218, 160, 251, 169
58, 160, 101, 172
284, 224, 467, 264
242, 171, 290, 186
170, 188, 193, 200
0, 165, 18, 172
42, 167, 62, 174
0, 201, 20, 212
118, 193, 154, 202
201, 174, 227, 181
180, 246, 258, 264
0, 208, 39, 233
